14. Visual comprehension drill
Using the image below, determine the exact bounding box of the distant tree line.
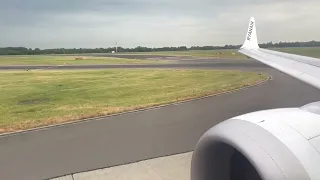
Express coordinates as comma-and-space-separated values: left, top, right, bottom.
1, 41, 320, 55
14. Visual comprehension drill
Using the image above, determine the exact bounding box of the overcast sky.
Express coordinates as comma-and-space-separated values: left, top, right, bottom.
1, 0, 319, 48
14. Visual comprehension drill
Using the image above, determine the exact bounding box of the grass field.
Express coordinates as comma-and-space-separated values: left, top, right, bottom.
271, 47, 320, 58
0, 55, 163, 65
117, 47, 320, 59
0, 69, 266, 133
118, 49, 246, 59
1, 47, 319, 65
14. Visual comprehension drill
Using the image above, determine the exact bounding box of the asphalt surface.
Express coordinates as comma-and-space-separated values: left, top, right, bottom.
61, 53, 188, 60
0, 59, 258, 70
1, 58, 320, 180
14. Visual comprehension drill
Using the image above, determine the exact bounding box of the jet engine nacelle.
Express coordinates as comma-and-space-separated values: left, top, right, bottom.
191, 104, 320, 180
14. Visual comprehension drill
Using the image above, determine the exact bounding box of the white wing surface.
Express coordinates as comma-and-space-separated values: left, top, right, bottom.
239, 17, 320, 90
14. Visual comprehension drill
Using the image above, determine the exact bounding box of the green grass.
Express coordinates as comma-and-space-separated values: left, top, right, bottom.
118, 49, 246, 59
0, 69, 266, 133
118, 47, 320, 59
2, 47, 320, 65
0, 55, 163, 65
270, 47, 320, 58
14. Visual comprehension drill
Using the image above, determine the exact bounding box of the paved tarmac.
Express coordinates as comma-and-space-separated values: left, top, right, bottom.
1, 58, 320, 180
0, 59, 259, 70
53, 152, 193, 180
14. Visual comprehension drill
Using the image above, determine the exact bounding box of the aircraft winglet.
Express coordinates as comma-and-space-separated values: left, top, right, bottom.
241, 17, 259, 50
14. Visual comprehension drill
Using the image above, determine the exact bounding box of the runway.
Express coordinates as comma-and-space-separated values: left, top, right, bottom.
1, 58, 320, 180
0, 59, 261, 70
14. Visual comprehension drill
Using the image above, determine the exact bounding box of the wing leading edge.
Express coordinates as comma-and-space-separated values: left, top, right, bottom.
239, 17, 320, 90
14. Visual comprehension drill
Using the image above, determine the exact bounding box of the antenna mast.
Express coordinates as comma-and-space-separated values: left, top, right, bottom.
116, 41, 118, 53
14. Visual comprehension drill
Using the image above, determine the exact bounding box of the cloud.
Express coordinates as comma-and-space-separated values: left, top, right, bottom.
1, 0, 319, 48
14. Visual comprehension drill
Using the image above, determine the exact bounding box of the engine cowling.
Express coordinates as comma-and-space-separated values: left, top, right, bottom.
191, 104, 320, 180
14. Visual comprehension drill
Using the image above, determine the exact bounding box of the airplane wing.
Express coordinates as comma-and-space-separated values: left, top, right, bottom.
239, 17, 320, 90
191, 17, 320, 180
